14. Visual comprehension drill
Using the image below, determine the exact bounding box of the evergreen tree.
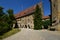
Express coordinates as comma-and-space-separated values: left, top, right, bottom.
0, 7, 10, 35
0, 6, 4, 20
7, 9, 18, 28
34, 5, 42, 30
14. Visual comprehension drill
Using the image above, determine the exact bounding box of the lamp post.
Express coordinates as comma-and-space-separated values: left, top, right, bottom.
49, 0, 52, 26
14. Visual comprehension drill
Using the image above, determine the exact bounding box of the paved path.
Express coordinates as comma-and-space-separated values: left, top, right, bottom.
3, 28, 60, 40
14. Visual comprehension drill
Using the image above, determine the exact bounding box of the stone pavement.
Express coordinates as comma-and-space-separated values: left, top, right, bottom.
3, 28, 60, 40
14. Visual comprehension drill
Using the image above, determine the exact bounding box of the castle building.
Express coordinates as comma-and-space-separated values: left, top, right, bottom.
14, 2, 49, 29
51, 0, 60, 30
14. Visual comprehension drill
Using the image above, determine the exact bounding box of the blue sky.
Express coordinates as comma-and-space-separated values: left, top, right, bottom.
0, 0, 50, 16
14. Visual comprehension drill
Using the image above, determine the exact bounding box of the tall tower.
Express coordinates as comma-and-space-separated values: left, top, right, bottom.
51, 0, 60, 31
57, 0, 60, 23
51, 0, 59, 23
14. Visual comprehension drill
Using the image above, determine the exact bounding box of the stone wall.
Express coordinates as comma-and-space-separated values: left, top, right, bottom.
16, 14, 34, 29
51, 0, 58, 22
58, 0, 60, 23
51, 0, 60, 31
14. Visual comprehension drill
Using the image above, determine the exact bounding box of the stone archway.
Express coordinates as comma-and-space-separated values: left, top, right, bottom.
25, 25, 27, 28
28, 25, 30, 28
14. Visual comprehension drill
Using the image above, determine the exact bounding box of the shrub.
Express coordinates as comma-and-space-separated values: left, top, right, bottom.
43, 20, 50, 29
0, 22, 11, 35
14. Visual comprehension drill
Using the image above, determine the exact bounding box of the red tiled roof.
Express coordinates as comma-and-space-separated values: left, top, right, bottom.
15, 2, 42, 19
15, 5, 36, 18
15, 2, 49, 19
42, 16, 50, 19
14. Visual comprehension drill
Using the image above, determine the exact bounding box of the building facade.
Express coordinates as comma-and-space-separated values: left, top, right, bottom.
14, 2, 49, 29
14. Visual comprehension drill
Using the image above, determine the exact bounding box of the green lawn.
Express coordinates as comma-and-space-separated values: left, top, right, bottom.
0, 28, 20, 40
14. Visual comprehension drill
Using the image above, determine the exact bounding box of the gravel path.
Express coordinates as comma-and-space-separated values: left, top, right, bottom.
3, 28, 60, 40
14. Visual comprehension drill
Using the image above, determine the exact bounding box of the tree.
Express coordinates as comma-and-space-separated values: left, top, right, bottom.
0, 7, 18, 35
0, 6, 4, 20
43, 20, 50, 29
34, 5, 42, 30
7, 9, 18, 28
0, 7, 10, 35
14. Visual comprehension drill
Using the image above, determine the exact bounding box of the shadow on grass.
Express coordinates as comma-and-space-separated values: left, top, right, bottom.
0, 28, 20, 40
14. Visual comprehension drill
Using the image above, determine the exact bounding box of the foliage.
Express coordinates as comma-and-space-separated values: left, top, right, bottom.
43, 20, 50, 29
7, 9, 19, 28
7, 9, 15, 20
0, 6, 10, 35
0, 6, 18, 35
34, 5, 42, 30
43, 20, 50, 26
7, 9, 16, 28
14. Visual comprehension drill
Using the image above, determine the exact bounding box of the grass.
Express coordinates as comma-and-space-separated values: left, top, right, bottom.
0, 28, 20, 40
